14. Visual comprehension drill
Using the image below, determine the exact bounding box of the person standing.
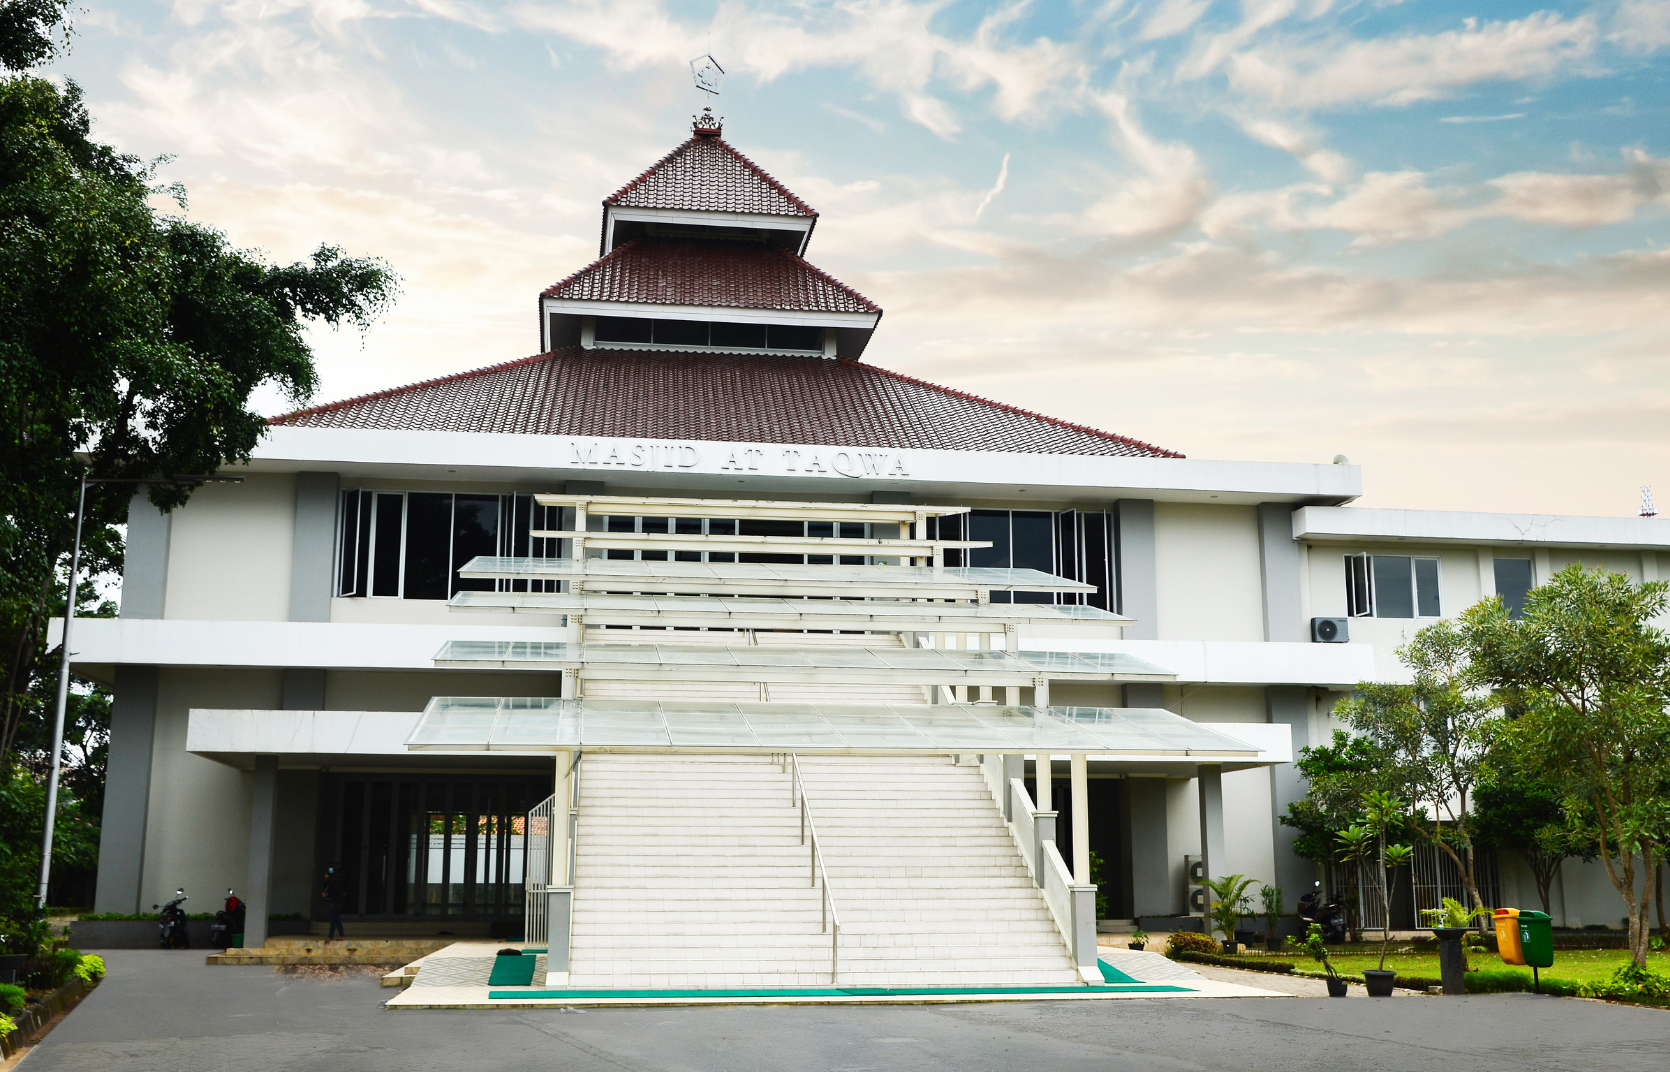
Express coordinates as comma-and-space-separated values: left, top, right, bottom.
322, 866, 347, 940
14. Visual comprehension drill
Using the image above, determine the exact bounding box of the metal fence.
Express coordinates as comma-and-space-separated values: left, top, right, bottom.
522, 794, 555, 946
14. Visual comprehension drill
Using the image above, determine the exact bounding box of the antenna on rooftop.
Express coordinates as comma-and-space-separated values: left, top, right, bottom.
690, 54, 724, 134
1642, 486, 1659, 518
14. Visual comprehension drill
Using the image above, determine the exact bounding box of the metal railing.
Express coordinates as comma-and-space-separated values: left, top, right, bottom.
523, 752, 582, 948
779, 752, 841, 983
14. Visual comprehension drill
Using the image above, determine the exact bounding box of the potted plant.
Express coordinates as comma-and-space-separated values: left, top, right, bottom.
1260, 884, 1285, 952
1338, 789, 1414, 997
1128, 929, 1148, 952
1204, 873, 1257, 952
1421, 895, 1490, 995
1304, 923, 1348, 997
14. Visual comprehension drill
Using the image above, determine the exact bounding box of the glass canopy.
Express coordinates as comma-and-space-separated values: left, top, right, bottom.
432, 640, 1176, 683
457, 557, 1096, 594
447, 591, 1130, 628
407, 696, 1259, 757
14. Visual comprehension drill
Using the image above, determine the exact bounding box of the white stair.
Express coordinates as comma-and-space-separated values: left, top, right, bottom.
795, 756, 1081, 986
567, 754, 837, 988
566, 753, 1080, 989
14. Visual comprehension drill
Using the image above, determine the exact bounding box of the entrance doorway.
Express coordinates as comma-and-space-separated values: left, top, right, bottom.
318, 773, 549, 922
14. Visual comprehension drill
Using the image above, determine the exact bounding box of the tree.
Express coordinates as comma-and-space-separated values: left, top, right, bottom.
1473, 755, 1593, 917
1279, 729, 1389, 864
1203, 873, 1257, 945
1462, 565, 1670, 967
0, 5, 396, 927
1337, 789, 1414, 971
1335, 619, 1500, 913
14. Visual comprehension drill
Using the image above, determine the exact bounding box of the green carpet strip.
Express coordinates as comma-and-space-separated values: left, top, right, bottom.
488, 984, 1187, 999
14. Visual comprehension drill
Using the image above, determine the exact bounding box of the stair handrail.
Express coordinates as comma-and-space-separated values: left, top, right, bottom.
566, 751, 583, 886
784, 752, 841, 983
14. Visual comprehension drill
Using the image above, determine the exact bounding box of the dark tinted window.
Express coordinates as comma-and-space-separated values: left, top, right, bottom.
653, 319, 708, 346
338, 490, 367, 596
1414, 557, 1441, 617
710, 321, 767, 348
1011, 511, 1054, 604
968, 510, 1010, 568
403, 493, 453, 600
452, 495, 499, 594
594, 316, 652, 343
371, 493, 404, 597
1083, 512, 1110, 610
640, 516, 669, 561
1495, 559, 1534, 619
768, 324, 822, 351
740, 518, 802, 564
1372, 555, 1414, 618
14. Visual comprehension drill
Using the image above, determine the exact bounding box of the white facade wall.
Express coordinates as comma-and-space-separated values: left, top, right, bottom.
164, 475, 296, 622
1153, 503, 1264, 643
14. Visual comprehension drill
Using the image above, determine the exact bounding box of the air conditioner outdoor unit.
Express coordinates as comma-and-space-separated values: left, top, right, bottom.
1185, 854, 1206, 914
1311, 617, 1349, 643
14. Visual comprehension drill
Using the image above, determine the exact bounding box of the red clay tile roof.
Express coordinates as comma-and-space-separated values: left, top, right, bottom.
607, 133, 816, 218
542, 239, 879, 315
269, 349, 1182, 459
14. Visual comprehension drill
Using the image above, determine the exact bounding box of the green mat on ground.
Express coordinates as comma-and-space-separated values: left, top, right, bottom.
487, 954, 538, 986
1097, 959, 1143, 984
486, 984, 1189, 999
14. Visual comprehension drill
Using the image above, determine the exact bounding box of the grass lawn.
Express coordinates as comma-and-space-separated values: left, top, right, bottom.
1310, 948, 1670, 986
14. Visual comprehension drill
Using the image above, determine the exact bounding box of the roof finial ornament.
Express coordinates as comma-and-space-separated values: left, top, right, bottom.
1642, 485, 1659, 518
690, 53, 724, 135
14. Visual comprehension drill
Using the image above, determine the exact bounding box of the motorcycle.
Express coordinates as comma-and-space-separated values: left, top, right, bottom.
156, 888, 190, 949
1297, 883, 1349, 943
209, 889, 246, 950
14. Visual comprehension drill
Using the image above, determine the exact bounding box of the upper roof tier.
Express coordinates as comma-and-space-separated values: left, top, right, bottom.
543, 238, 878, 317
268, 347, 1184, 459
601, 125, 818, 256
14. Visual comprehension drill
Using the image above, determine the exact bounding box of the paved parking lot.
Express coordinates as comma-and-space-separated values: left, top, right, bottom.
21, 949, 1670, 1071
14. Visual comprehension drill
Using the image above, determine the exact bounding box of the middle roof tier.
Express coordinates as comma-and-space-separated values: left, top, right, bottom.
433, 640, 1174, 686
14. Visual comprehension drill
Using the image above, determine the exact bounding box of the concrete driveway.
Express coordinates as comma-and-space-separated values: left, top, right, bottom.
21, 949, 1670, 1072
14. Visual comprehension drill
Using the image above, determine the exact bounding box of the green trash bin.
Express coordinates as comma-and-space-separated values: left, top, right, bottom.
1517, 911, 1553, 969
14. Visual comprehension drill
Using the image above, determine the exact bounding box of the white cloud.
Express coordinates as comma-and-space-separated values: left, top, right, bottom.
1439, 112, 1525, 123
973, 153, 1011, 221
1237, 116, 1352, 181
1223, 12, 1598, 108
1139, 0, 1213, 42
1611, 0, 1670, 54
1488, 149, 1670, 226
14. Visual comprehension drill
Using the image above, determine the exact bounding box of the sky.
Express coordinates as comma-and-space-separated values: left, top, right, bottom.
42, 0, 1670, 516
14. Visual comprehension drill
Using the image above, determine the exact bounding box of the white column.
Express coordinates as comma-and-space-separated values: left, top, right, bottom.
1476, 548, 1496, 601
1070, 754, 1090, 886
1197, 765, 1226, 886
1036, 755, 1052, 812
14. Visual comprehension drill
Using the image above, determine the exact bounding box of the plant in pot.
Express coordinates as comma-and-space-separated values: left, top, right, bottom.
1421, 895, 1491, 994
1338, 789, 1414, 997
1303, 922, 1348, 997
1204, 873, 1258, 953
1128, 929, 1148, 952
1260, 884, 1285, 952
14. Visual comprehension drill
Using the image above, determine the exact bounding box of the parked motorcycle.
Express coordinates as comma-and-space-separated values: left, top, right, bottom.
209, 889, 246, 950
1297, 883, 1348, 943
156, 888, 190, 949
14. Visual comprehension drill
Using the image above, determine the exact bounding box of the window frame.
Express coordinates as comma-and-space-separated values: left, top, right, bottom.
1345, 552, 1444, 620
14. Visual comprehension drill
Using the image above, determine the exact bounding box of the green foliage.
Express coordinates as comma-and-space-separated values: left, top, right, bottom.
0, 0, 71, 72
0, 764, 96, 956
1462, 564, 1670, 966
1421, 896, 1490, 930
27, 946, 81, 990
1302, 922, 1338, 979
1203, 873, 1257, 943
1087, 849, 1109, 919
1258, 883, 1284, 929
1130, 929, 1148, 943
1278, 730, 1388, 864
0, 1013, 14, 1039
71, 952, 101, 984
1582, 962, 1670, 1001
0, 982, 23, 1013
1165, 931, 1220, 957
1336, 790, 1413, 971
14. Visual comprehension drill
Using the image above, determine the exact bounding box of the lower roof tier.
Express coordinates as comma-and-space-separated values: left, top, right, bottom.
407, 696, 1255, 757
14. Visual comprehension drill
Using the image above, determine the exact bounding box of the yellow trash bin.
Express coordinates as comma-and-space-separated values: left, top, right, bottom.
1494, 908, 1525, 965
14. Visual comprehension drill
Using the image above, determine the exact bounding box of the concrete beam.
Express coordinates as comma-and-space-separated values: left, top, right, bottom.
120, 496, 170, 619
1197, 765, 1226, 887
1266, 686, 1314, 928
1122, 777, 1170, 917
1258, 503, 1304, 643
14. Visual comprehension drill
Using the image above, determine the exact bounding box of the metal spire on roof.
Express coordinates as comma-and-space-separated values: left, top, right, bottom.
1642, 485, 1658, 518
690, 53, 724, 134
